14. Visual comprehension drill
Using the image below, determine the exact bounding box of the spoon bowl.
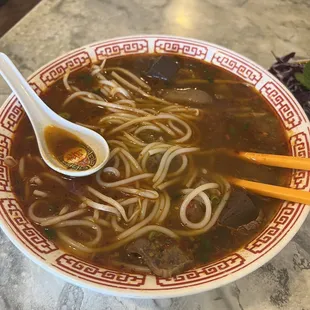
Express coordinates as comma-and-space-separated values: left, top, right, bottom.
0, 53, 110, 177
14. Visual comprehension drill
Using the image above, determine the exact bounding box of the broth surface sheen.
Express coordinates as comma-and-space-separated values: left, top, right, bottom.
10, 55, 289, 277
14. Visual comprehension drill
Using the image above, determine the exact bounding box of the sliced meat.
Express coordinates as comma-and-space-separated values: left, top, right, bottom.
146, 153, 163, 173
159, 88, 213, 106
237, 208, 264, 234
186, 200, 204, 223
219, 188, 259, 228
143, 56, 180, 83
137, 130, 163, 144
126, 237, 193, 278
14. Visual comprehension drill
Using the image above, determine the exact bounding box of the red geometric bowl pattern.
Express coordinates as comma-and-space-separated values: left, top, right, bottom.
0, 36, 309, 298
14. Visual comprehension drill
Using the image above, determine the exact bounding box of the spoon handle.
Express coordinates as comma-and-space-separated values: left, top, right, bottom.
0, 53, 54, 130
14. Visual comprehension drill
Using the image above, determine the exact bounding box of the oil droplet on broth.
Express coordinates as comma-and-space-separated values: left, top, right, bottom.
44, 126, 97, 171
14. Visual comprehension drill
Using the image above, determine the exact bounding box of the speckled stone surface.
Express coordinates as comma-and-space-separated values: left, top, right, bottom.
0, 0, 310, 309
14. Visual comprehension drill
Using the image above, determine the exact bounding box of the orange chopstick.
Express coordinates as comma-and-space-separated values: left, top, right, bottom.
227, 176, 310, 205
229, 151, 310, 171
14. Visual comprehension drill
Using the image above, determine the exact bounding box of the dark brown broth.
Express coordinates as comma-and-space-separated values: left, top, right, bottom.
10, 55, 290, 272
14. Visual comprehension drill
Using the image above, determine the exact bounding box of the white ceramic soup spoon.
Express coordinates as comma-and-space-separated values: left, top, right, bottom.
0, 53, 110, 177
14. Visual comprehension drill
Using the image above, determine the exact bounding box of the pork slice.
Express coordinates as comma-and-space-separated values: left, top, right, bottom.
126, 237, 193, 278
219, 188, 259, 228
160, 88, 213, 106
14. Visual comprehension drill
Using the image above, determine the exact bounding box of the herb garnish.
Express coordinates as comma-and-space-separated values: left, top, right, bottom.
44, 227, 56, 240
295, 61, 310, 90
269, 53, 310, 119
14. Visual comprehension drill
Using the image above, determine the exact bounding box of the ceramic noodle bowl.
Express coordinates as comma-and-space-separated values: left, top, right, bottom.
0, 35, 309, 298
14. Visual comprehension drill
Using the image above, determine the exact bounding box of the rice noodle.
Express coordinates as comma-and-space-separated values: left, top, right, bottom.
168, 120, 185, 136
105, 67, 151, 91
156, 176, 184, 190
119, 149, 143, 173
107, 114, 192, 144
83, 216, 111, 227
86, 186, 130, 222
138, 199, 149, 221
110, 87, 130, 98
29, 204, 87, 226
103, 167, 121, 178
179, 186, 215, 229
40, 172, 67, 188
167, 155, 188, 177
123, 132, 146, 147
154, 147, 199, 187
118, 152, 131, 178
18, 156, 25, 179
113, 99, 136, 107
80, 196, 121, 218
78, 96, 149, 115
54, 219, 102, 247
93, 209, 100, 221
186, 166, 198, 188
63, 70, 73, 92
157, 191, 171, 223
97, 172, 153, 188
116, 187, 159, 199
128, 204, 134, 218
59, 205, 70, 215
118, 197, 139, 206
112, 155, 120, 169
117, 199, 158, 240
100, 114, 136, 124
110, 71, 174, 106
111, 216, 125, 232
4, 156, 18, 168
153, 145, 180, 183
134, 125, 161, 136
33, 189, 49, 198
63, 91, 103, 107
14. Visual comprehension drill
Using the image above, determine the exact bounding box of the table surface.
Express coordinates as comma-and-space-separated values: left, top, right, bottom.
0, 0, 310, 309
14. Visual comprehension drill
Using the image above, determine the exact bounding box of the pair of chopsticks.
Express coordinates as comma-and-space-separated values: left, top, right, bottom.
220, 151, 310, 205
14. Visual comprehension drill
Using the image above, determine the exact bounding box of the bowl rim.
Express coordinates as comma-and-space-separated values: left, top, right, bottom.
0, 34, 309, 298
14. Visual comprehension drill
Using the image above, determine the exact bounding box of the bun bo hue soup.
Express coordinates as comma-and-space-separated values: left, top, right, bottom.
8, 55, 289, 278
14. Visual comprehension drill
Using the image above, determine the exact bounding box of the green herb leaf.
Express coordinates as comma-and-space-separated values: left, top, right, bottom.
25, 135, 35, 141
243, 122, 250, 131
228, 125, 236, 136
206, 76, 214, 84
44, 228, 56, 240
210, 195, 220, 205
58, 112, 71, 120
304, 61, 310, 82
148, 231, 161, 241
295, 62, 310, 90
93, 88, 102, 95
77, 73, 94, 87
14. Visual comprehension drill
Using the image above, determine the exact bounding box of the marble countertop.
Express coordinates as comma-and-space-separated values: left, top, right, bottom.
0, 0, 310, 309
